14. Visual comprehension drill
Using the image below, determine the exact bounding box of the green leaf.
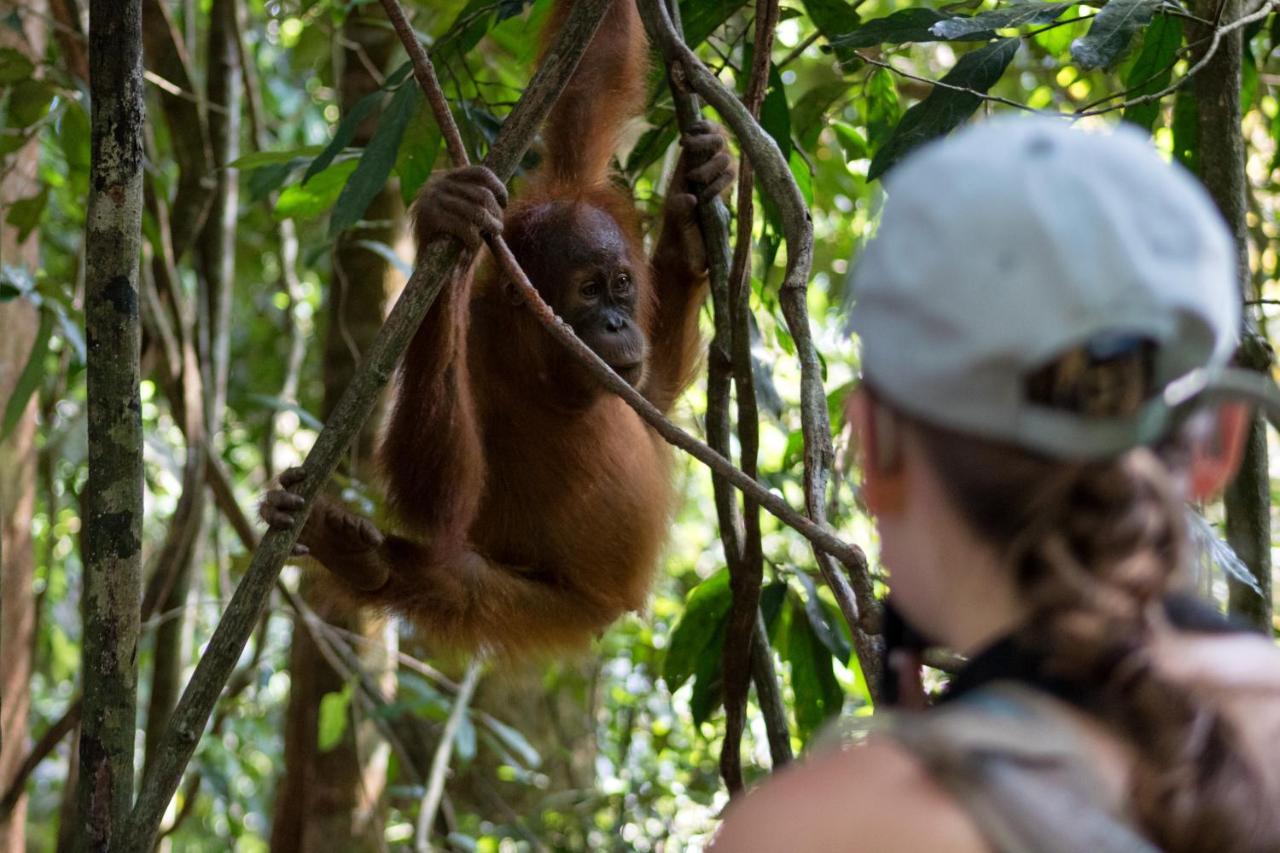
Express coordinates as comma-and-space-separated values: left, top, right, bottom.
864, 68, 902, 155
1070, 0, 1161, 69
625, 115, 676, 176
317, 685, 353, 752
330, 83, 422, 236
679, 0, 750, 49
760, 581, 789, 639
395, 101, 442, 206
274, 159, 358, 221
56, 99, 90, 171
791, 81, 849, 151
5, 186, 47, 243
830, 8, 993, 49
7, 78, 54, 127
228, 146, 324, 170
482, 716, 542, 769
1121, 15, 1182, 131
804, 0, 860, 59
0, 46, 33, 83
663, 568, 732, 690
760, 67, 792, 161
790, 149, 813, 207
1171, 80, 1198, 172
931, 1, 1073, 39
868, 38, 1020, 181
793, 572, 852, 663
783, 598, 844, 741
2, 307, 52, 442
305, 88, 384, 184
689, 617, 727, 727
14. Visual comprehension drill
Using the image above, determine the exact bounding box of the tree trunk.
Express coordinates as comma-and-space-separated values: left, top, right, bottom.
271, 9, 397, 851
79, 1, 146, 849
1190, 0, 1274, 631
0, 4, 45, 847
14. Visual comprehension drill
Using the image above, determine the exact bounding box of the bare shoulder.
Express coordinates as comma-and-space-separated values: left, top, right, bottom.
709, 736, 991, 852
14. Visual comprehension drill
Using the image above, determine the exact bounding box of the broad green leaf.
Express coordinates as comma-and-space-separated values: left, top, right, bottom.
1070, 0, 1162, 69
1121, 15, 1182, 131
783, 598, 844, 741
274, 159, 357, 221
317, 685, 352, 752
760, 581, 789, 641
1, 307, 52, 442
7, 78, 54, 127
663, 568, 732, 689
868, 38, 1020, 181
791, 80, 849, 151
760, 67, 792, 161
248, 159, 309, 203
0, 46, 33, 83
830, 8, 993, 49
395, 101, 441, 206
793, 571, 852, 663
689, 616, 727, 727
804, 0, 860, 59
680, 0, 750, 49
864, 68, 901, 155
790, 149, 813, 207
305, 88, 384, 184
931, 1, 1073, 39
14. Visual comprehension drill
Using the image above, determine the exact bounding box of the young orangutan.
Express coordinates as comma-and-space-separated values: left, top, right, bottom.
261, 0, 733, 656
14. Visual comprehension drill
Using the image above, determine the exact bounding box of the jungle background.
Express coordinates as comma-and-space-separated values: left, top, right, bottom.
0, 0, 1276, 848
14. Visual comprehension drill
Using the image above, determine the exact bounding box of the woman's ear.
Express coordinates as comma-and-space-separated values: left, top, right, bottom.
1189, 403, 1250, 500
847, 389, 907, 515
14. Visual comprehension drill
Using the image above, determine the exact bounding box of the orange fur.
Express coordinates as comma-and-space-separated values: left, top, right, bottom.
314, 0, 708, 659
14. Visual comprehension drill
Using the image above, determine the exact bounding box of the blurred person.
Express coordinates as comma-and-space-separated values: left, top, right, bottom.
712, 118, 1280, 853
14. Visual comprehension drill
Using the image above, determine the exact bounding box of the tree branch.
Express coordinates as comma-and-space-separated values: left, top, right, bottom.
117, 4, 617, 847
414, 660, 482, 853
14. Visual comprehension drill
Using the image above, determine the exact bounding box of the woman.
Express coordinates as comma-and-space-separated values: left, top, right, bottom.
712, 119, 1280, 852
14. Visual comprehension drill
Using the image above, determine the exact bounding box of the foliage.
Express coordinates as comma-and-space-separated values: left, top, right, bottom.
4, 0, 1279, 848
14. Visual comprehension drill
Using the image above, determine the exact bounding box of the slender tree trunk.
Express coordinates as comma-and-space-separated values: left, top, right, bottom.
79, 2, 146, 849
0, 4, 46, 847
1190, 0, 1274, 631
271, 9, 396, 851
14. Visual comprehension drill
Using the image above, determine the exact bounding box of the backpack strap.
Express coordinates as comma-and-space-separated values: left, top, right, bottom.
885, 683, 1160, 853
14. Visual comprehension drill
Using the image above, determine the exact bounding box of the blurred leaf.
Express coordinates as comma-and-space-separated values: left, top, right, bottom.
5, 186, 47, 242
791, 80, 848, 150
830, 8, 993, 49
454, 712, 477, 764
931, 1, 1072, 39
395, 101, 442, 206
246, 394, 325, 431
350, 239, 413, 278
625, 114, 676, 176
793, 571, 852, 663
305, 89, 384, 184
1171, 81, 1198, 172
663, 568, 732, 689
1070, 0, 1161, 69
0, 46, 33, 83
7, 78, 54, 127
783, 598, 843, 741
804, 0, 860, 59
1121, 15, 1182, 131
868, 38, 1020, 181
864, 68, 901, 155
317, 685, 352, 752
57, 99, 91, 170
760, 581, 789, 639
760, 67, 791, 160
330, 82, 422, 235
482, 716, 542, 769
1, 308, 52, 442
689, 616, 727, 727
274, 159, 357, 220
790, 149, 813, 207
680, 0, 750, 49
229, 146, 324, 170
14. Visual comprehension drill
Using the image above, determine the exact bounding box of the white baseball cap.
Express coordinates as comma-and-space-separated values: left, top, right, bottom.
849, 116, 1245, 458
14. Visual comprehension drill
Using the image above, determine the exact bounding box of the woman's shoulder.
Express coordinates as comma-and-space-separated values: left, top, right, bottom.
708, 735, 991, 852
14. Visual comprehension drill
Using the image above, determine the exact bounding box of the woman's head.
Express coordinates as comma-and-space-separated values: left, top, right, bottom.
845, 117, 1270, 850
